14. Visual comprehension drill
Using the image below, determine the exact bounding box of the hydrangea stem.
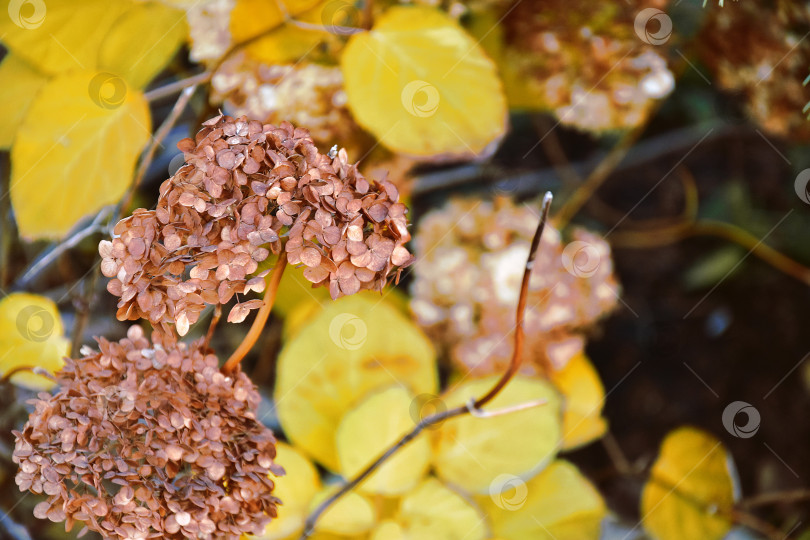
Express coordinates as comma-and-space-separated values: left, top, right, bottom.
222, 252, 287, 374
299, 193, 554, 539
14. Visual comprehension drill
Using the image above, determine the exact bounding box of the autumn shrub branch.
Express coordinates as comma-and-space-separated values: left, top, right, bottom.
299, 192, 554, 539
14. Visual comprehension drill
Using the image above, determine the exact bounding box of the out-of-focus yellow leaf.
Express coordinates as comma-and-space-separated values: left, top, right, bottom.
340, 5, 507, 158
336, 386, 431, 495
309, 488, 376, 536
371, 520, 404, 540
229, 0, 321, 41
641, 427, 736, 540
274, 262, 332, 319
0, 293, 69, 390
0, 0, 129, 76
477, 460, 606, 539
98, 1, 187, 89
10, 70, 151, 239
276, 295, 437, 471
244, 3, 336, 65
551, 351, 608, 450
395, 477, 488, 540
0, 54, 48, 149
252, 443, 321, 540
431, 376, 561, 494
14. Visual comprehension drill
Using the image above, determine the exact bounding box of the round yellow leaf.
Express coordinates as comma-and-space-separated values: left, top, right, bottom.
336, 386, 431, 495
551, 351, 608, 450
309, 487, 376, 536
254, 443, 321, 540
0, 0, 129, 76
276, 295, 437, 471
477, 460, 606, 540
10, 70, 151, 239
641, 427, 736, 540
396, 477, 488, 540
98, 1, 188, 89
0, 293, 69, 390
0, 54, 48, 149
431, 376, 561, 494
340, 5, 507, 158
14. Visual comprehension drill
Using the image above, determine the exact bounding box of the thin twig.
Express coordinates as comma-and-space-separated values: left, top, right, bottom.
14, 208, 111, 290
119, 85, 198, 214
554, 126, 646, 229
145, 71, 210, 102
203, 304, 222, 351
222, 252, 288, 374
1, 365, 57, 384
739, 489, 810, 509
299, 193, 554, 539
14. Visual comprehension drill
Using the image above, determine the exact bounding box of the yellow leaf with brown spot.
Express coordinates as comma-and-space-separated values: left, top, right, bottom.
276, 295, 437, 471
10, 70, 151, 239
431, 376, 561, 494
641, 427, 736, 540
336, 386, 431, 495
0, 293, 69, 390
0, 54, 48, 149
340, 5, 507, 158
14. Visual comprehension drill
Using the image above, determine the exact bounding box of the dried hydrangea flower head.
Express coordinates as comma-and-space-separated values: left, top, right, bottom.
12, 325, 280, 540
697, 1, 810, 140
101, 115, 414, 335
410, 197, 619, 376
498, 0, 674, 131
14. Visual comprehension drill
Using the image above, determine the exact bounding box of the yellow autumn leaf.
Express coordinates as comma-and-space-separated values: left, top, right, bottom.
371, 520, 404, 540
394, 477, 488, 540
340, 5, 507, 158
336, 386, 431, 495
641, 427, 736, 540
0, 54, 49, 149
308, 487, 376, 536
0, 293, 70, 390
431, 376, 561, 494
244, 3, 338, 66
11, 70, 151, 239
252, 443, 321, 540
551, 351, 608, 450
98, 1, 188, 89
0, 0, 129, 76
229, 0, 321, 42
477, 460, 606, 540
276, 295, 437, 471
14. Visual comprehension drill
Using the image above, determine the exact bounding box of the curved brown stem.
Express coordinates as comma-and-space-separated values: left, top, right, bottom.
222, 252, 287, 374
299, 193, 554, 539
203, 304, 222, 351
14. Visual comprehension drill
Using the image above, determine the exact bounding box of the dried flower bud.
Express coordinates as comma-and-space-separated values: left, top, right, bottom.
12, 325, 280, 540
101, 115, 414, 335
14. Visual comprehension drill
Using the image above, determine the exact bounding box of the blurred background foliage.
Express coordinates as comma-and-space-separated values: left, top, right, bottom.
1, 0, 810, 539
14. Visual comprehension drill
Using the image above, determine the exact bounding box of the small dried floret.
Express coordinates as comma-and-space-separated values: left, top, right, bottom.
12, 326, 280, 540
101, 115, 414, 336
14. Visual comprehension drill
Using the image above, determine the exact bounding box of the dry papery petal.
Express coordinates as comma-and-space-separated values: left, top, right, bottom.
12, 325, 280, 540
100, 115, 414, 337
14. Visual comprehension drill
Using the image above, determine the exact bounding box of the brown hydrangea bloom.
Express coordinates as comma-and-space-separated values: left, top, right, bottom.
101, 115, 414, 335
697, 1, 810, 140
12, 325, 280, 540
497, 0, 674, 131
410, 197, 619, 376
